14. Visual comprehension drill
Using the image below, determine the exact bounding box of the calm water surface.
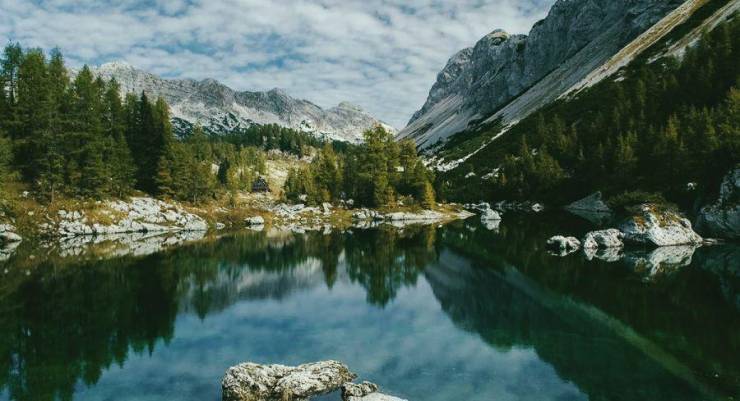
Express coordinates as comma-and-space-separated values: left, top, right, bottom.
0, 214, 739, 401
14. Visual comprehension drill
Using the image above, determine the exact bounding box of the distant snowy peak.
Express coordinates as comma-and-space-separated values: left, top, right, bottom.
91, 62, 394, 142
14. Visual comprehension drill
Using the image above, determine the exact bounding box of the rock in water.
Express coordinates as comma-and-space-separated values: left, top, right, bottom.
546, 236, 581, 255
245, 216, 266, 226
0, 224, 22, 244
566, 192, 611, 213
481, 209, 502, 221
222, 360, 356, 401
620, 204, 703, 247
582, 229, 624, 249
697, 165, 740, 240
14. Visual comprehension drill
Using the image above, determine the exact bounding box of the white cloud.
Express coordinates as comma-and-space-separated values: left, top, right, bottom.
0, 0, 555, 127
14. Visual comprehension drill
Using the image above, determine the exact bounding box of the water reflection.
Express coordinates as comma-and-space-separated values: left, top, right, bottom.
0, 216, 738, 401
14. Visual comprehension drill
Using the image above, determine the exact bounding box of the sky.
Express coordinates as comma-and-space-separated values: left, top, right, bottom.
0, 0, 556, 128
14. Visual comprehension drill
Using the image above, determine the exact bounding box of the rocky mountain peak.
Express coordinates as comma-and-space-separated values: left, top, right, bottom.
400, 0, 685, 148
89, 63, 393, 142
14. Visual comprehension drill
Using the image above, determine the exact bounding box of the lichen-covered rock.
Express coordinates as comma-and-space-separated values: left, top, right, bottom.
697, 165, 740, 240
546, 236, 581, 255
582, 229, 624, 249
620, 204, 702, 247
342, 382, 379, 399
222, 360, 356, 401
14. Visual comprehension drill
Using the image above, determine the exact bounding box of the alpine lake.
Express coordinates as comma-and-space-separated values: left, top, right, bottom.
0, 212, 738, 401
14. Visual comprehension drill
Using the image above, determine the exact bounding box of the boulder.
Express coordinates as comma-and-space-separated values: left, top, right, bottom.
245, 216, 266, 226
583, 246, 624, 263
582, 229, 624, 249
0, 224, 22, 244
565, 192, 611, 213
620, 204, 702, 247
384, 211, 444, 222
222, 360, 356, 401
480, 209, 502, 221
697, 165, 740, 240
546, 236, 581, 254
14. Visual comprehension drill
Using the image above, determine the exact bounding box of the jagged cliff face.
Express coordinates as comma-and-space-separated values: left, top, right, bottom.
400, 0, 686, 148
91, 63, 394, 142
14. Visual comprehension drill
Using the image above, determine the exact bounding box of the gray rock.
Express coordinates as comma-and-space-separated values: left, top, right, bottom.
399, 0, 684, 148
566, 191, 611, 213
0, 224, 22, 244
697, 165, 740, 240
221, 360, 356, 401
90, 63, 393, 143
480, 209, 502, 221
245, 216, 266, 226
583, 246, 624, 263
342, 381, 378, 399
620, 204, 702, 247
346, 393, 407, 401
385, 210, 445, 222
582, 229, 624, 249
547, 236, 581, 255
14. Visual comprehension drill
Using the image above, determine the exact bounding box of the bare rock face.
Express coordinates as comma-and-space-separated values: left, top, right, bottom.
222, 360, 356, 401
400, 0, 684, 148
89, 63, 393, 143
697, 165, 740, 240
620, 204, 703, 247
0, 223, 22, 244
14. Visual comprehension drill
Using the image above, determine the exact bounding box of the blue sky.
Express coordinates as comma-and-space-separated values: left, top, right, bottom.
0, 0, 555, 128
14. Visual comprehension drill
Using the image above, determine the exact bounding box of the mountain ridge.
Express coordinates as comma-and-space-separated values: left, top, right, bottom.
90, 62, 395, 142
399, 0, 687, 149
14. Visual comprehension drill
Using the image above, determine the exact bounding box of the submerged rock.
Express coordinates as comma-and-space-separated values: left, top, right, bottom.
222, 360, 356, 401
620, 204, 702, 247
697, 165, 740, 240
582, 229, 624, 249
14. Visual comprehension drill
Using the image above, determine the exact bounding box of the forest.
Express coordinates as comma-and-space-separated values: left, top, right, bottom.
0, 44, 435, 208
438, 16, 740, 209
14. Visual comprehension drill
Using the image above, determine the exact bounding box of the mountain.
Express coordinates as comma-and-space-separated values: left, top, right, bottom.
399, 0, 694, 149
91, 62, 394, 142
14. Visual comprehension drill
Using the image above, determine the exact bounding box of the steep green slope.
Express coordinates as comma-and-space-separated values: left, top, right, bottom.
435, 5, 739, 209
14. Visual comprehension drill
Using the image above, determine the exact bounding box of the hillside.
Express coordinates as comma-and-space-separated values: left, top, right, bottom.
431, 1, 739, 210
90, 62, 394, 142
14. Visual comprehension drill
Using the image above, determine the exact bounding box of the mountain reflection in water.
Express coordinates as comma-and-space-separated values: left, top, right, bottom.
0, 215, 738, 401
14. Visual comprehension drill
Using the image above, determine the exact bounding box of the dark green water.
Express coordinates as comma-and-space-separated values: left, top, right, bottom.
0, 214, 739, 401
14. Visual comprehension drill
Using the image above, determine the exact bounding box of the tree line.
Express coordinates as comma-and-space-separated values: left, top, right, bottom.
442, 17, 740, 206
284, 126, 436, 208
0, 44, 436, 209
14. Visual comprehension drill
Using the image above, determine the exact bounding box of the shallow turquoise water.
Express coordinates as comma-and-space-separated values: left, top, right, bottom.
0, 215, 738, 401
